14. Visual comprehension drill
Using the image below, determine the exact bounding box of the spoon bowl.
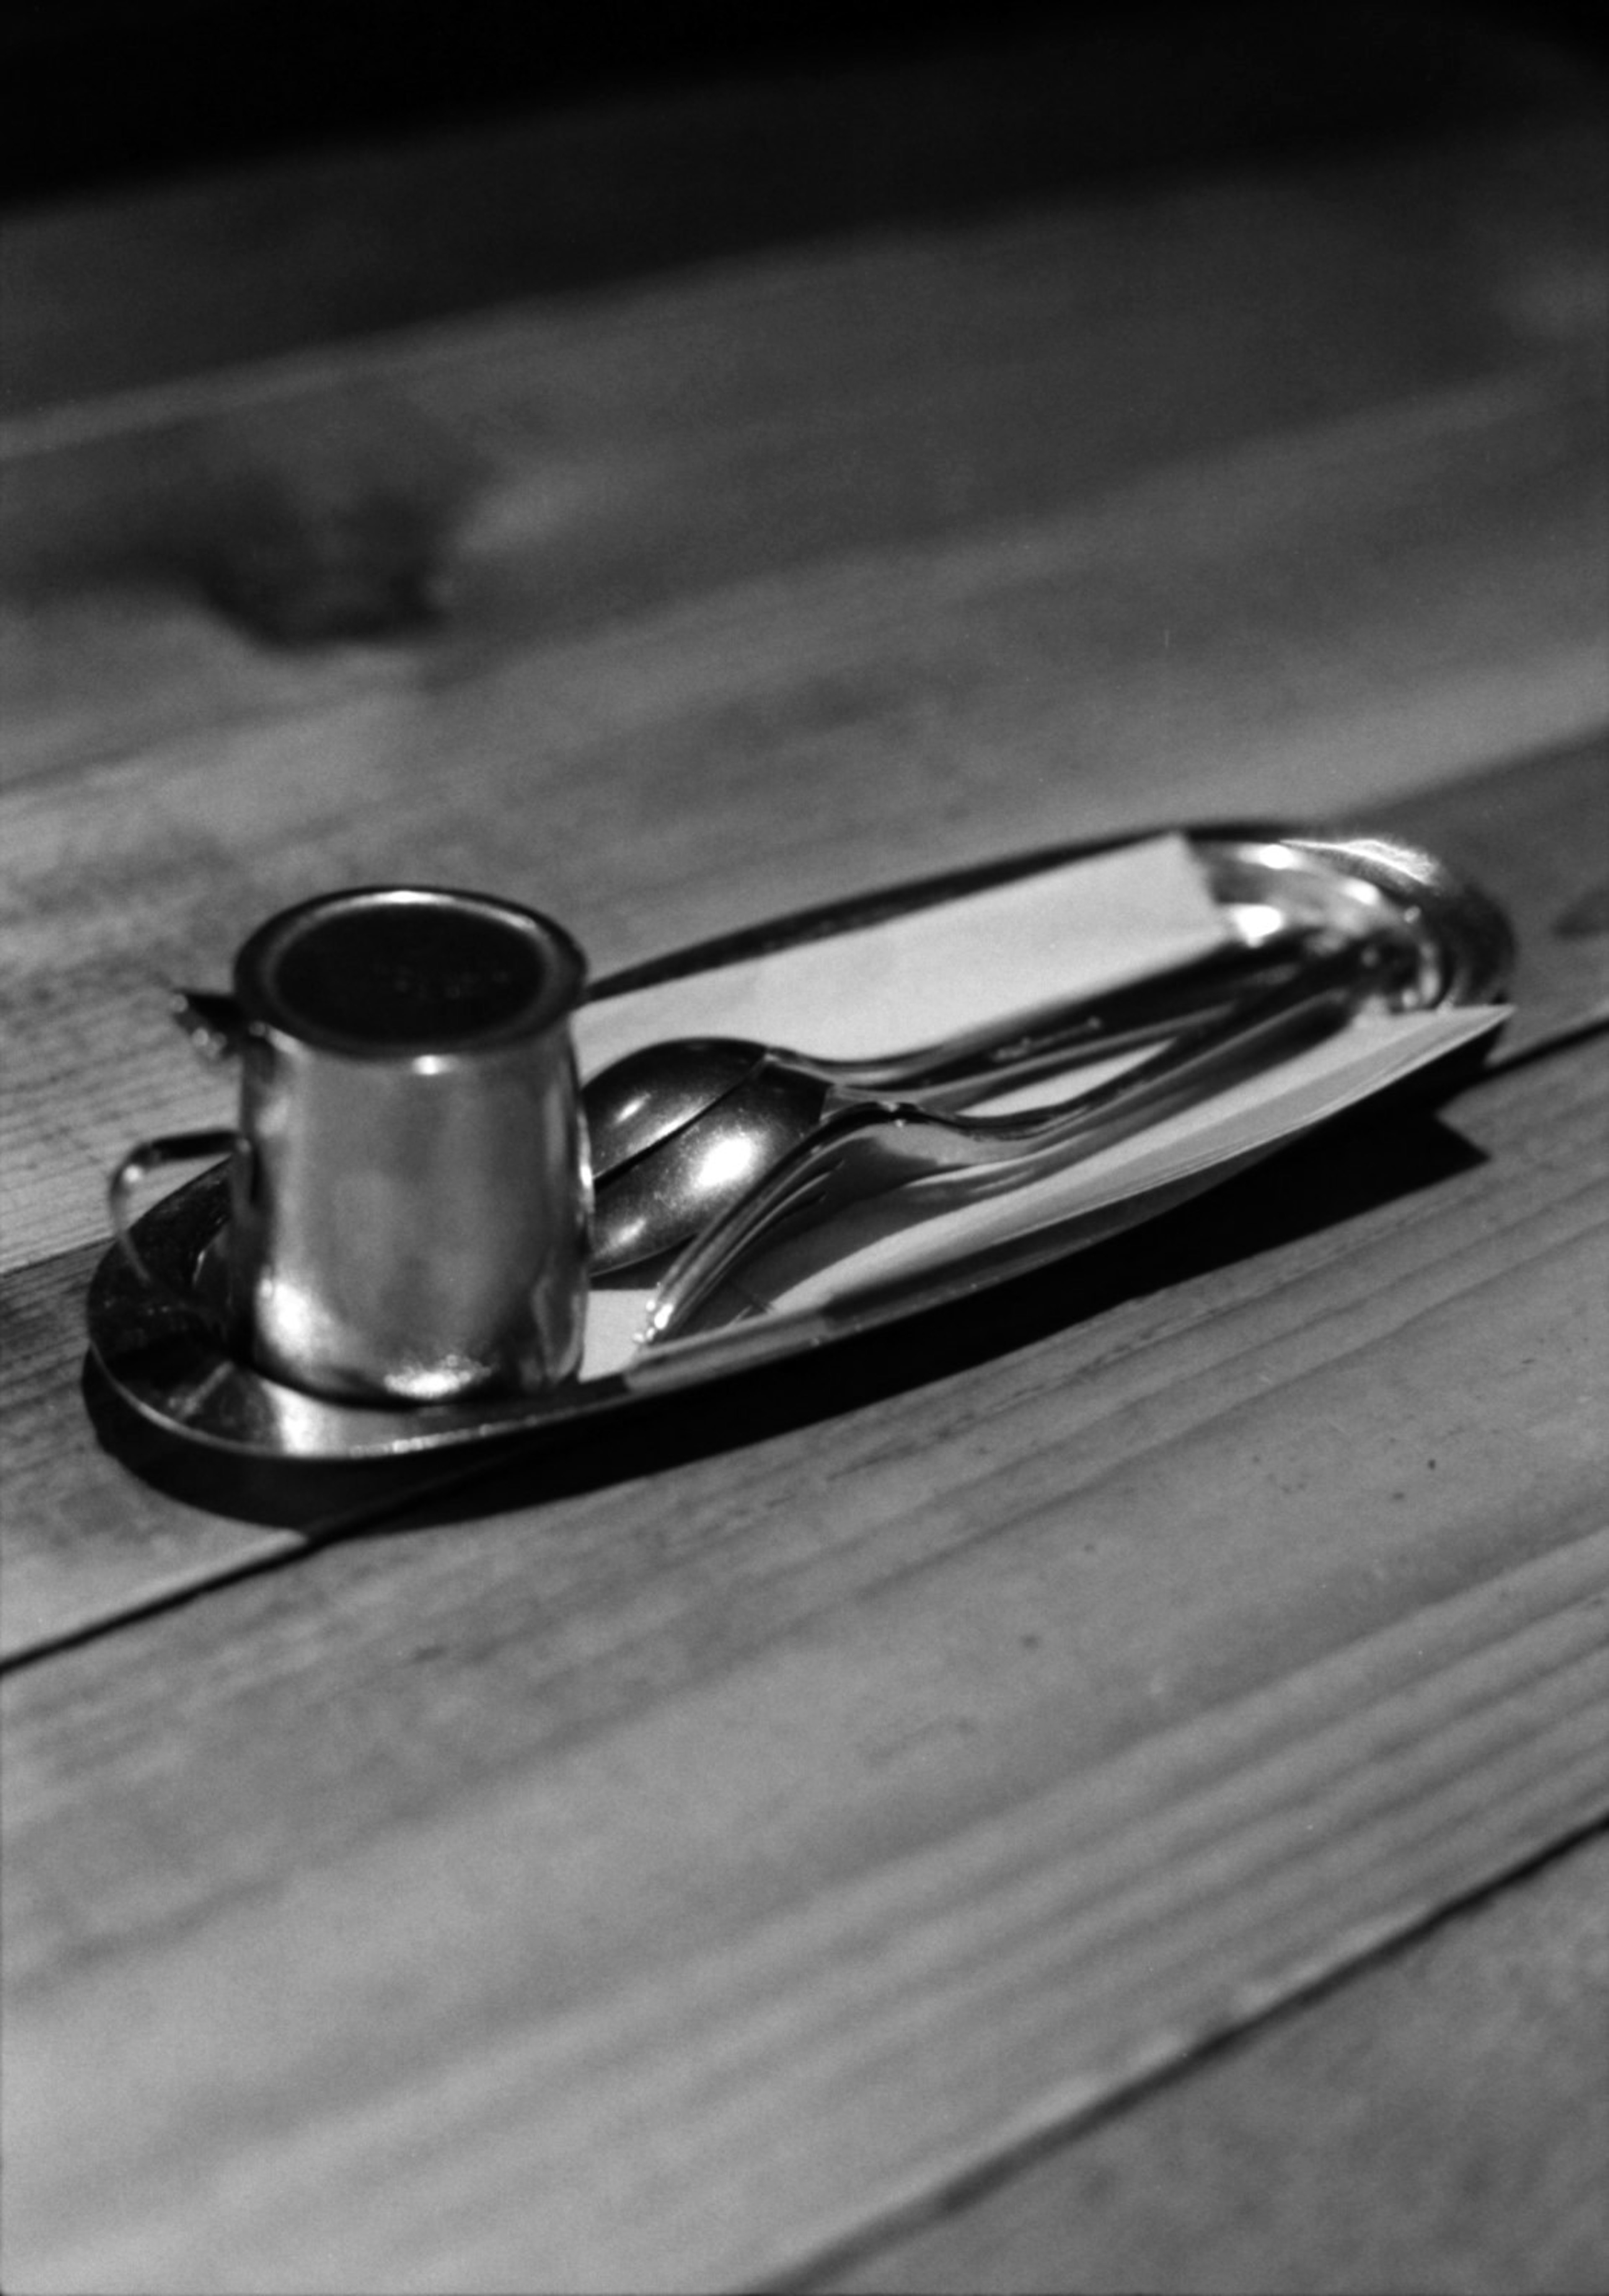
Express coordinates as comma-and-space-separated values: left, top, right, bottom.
590, 1057, 833, 1274
583, 1038, 768, 1175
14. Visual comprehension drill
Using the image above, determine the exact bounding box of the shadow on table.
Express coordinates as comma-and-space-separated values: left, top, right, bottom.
83, 1099, 1486, 1534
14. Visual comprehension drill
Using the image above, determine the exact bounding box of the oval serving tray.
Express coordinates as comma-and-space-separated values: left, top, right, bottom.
85, 822, 1514, 1469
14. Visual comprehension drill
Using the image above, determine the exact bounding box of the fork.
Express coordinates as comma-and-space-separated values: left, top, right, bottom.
639, 936, 1377, 1343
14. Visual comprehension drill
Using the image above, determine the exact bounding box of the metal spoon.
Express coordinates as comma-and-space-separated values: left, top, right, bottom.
587, 825, 1516, 1276
640, 937, 1377, 1343
587, 935, 1314, 1272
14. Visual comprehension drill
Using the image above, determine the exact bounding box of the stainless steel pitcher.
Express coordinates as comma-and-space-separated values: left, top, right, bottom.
109, 886, 590, 1405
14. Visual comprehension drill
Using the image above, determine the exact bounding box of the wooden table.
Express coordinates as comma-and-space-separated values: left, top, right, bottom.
4, 19, 1607, 2290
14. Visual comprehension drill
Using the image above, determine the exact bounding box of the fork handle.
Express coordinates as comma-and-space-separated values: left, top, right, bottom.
952, 933, 1370, 1149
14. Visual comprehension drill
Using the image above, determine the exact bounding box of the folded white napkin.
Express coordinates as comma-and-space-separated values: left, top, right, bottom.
576, 837, 1506, 1378
575, 833, 1235, 1073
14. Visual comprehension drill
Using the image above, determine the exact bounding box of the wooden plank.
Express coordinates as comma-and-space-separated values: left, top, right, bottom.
2, 731, 1605, 1662
4, 101, 1608, 2291
810, 1829, 1609, 2293
3, 370, 1604, 1270
4, 12, 1587, 407
0, 114, 1597, 744
4, 1028, 1606, 2286
0, 1245, 308, 1659
4, 116, 1606, 754
5, 118, 1605, 1656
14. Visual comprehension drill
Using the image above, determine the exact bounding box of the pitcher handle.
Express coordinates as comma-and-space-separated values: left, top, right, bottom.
108, 1130, 243, 1317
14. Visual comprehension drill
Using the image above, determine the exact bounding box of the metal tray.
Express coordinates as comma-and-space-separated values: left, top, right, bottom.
85, 821, 1513, 1473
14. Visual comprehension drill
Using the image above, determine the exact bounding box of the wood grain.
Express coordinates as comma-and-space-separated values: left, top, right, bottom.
4, 117, 1605, 736
811, 1827, 1609, 2293
3, 367, 1604, 1263
5, 1023, 1606, 2286
5, 731, 1604, 1660
3, 11, 1586, 410
0, 1247, 303, 1654
3, 105, 1603, 1659
4, 77, 1609, 2296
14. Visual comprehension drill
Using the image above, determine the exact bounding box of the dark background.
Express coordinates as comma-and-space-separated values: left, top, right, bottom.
4, 3, 1607, 209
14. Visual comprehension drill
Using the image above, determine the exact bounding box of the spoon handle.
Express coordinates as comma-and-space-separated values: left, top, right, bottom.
889, 933, 1317, 1108
827, 929, 1317, 1096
